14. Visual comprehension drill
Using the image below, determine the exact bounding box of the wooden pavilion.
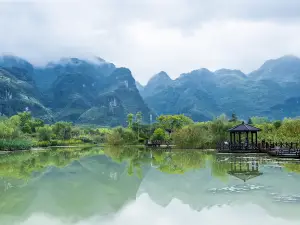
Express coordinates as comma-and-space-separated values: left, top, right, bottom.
228, 121, 261, 151
217, 122, 261, 152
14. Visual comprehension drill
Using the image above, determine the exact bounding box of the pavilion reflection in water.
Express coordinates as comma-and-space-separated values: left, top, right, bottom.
227, 157, 263, 182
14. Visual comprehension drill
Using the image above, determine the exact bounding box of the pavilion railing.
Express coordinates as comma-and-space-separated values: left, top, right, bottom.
217, 141, 300, 153
217, 142, 260, 152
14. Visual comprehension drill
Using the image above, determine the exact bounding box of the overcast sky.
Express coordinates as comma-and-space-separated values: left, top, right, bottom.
1, 0, 300, 84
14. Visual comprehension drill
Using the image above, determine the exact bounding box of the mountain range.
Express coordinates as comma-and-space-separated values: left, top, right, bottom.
0, 55, 152, 126
0, 54, 299, 125
138, 55, 300, 121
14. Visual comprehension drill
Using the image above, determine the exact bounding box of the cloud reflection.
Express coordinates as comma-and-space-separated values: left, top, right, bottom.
19, 193, 298, 225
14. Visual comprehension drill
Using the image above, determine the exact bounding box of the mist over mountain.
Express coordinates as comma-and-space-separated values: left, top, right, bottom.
0, 55, 152, 126
0, 54, 299, 124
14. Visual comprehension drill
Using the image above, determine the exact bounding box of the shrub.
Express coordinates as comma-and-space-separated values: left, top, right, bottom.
71, 127, 82, 137
0, 122, 14, 139
138, 137, 145, 144
37, 141, 51, 147
121, 128, 137, 144
151, 128, 166, 141
93, 134, 106, 144
37, 125, 52, 141
52, 122, 72, 140
36, 139, 83, 147
78, 135, 94, 143
173, 124, 212, 149
53, 139, 83, 146
273, 120, 282, 129
0, 139, 33, 151
106, 130, 124, 146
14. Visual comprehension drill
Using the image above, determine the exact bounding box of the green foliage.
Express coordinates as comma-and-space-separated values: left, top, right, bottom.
30, 119, 44, 133
3, 111, 300, 151
0, 118, 22, 139
0, 122, 15, 139
71, 127, 82, 137
248, 117, 253, 124
0, 139, 33, 151
151, 128, 166, 141
273, 120, 282, 129
229, 113, 238, 122
37, 125, 52, 141
9, 115, 21, 127
210, 116, 235, 144
106, 129, 124, 146
36, 139, 83, 147
173, 124, 212, 149
251, 116, 269, 124
135, 112, 143, 139
18, 112, 33, 133
106, 127, 137, 146
157, 114, 193, 132
135, 112, 142, 124
52, 122, 72, 140
127, 113, 134, 129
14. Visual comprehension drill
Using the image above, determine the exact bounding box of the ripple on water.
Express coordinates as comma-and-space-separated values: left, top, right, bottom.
209, 184, 265, 194
271, 193, 300, 203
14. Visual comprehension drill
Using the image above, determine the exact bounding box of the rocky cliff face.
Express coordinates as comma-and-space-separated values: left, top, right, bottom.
142, 55, 300, 120
0, 66, 52, 121
0, 55, 152, 125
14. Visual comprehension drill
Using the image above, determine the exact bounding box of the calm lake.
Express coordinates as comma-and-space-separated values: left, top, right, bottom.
1, 147, 300, 225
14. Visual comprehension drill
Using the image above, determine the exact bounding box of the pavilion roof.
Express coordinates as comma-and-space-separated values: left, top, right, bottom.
228, 170, 263, 182
228, 122, 261, 132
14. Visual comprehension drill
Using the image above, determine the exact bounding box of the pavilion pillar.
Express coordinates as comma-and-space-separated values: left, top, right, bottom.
255, 132, 258, 146
238, 132, 241, 145
233, 132, 236, 144
230, 132, 232, 143
246, 131, 249, 149
251, 132, 254, 149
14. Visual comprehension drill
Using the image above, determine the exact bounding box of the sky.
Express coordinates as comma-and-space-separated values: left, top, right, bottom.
1, 0, 300, 84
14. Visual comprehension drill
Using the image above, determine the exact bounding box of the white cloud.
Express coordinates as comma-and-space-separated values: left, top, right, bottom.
17, 194, 300, 225
0, 0, 300, 84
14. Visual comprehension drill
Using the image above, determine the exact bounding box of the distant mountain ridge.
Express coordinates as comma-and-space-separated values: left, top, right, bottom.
141, 55, 300, 120
139, 71, 173, 97
0, 54, 299, 123
0, 55, 152, 125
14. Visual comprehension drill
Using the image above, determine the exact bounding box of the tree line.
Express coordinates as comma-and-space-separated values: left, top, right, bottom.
1, 111, 300, 150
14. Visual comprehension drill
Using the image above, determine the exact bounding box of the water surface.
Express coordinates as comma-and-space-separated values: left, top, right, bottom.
1, 147, 300, 225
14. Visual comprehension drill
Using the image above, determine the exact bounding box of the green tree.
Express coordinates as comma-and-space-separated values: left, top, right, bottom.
135, 112, 142, 139
127, 113, 134, 129
71, 127, 82, 137
18, 112, 32, 133
251, 116, 269, 124
37, 126, 52, 141
52, 122, 72, 140
273, 120, 282, 129
0, 122, 14, 139
151, 128, 166, 141
247, 117, 253, 124
9, 115, 21, 127
106, 129, 124, 146
229, 113, 238, 122
30, 119, 44, 133
157, 114, 193, 134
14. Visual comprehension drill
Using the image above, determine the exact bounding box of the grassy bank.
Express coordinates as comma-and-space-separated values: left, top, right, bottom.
0, 139, 33, 151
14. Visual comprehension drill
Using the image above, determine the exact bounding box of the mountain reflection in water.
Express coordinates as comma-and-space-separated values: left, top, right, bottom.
1, 147, 300, 225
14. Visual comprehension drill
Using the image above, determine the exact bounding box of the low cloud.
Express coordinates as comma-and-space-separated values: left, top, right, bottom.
0, 0, 300, 84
